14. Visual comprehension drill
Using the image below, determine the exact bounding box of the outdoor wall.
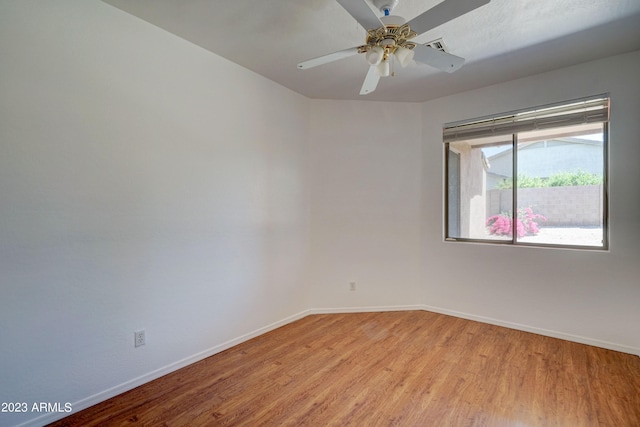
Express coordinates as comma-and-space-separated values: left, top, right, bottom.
488, 185, 604, 226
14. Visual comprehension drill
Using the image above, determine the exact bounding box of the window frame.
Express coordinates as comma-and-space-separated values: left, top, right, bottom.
443, 97, 609, 251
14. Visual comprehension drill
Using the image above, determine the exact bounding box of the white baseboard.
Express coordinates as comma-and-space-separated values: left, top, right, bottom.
309, 304, 426, 314
21, 304, 638, 427
309, 304, 639, 355
420, 304, 640, 356
18, 309, 314, 427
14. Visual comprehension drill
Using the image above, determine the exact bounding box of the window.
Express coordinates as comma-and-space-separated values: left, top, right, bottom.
444, 96, 609, 249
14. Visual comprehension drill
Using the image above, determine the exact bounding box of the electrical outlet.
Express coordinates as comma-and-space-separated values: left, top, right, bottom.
134, 330, 146, 347
350, 282, 356, 291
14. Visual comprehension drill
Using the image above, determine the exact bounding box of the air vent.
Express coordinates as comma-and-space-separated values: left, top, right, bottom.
424, 38, 448, 53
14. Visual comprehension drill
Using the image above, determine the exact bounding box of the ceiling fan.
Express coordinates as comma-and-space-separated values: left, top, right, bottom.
297, 0, 490, 95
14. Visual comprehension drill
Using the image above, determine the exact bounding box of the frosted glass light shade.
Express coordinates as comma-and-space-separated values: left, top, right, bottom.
365, 46, 384, 65
394, 46, 414, 68
375, 58, 390, 77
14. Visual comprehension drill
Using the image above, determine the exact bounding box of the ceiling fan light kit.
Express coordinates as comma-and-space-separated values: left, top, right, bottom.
365, 46, 384, 65
394, 46, 414, 68
376, 58, 390, 77
297, 0, 491, 95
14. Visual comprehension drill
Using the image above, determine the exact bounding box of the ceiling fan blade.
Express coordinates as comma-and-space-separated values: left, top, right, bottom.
406, 0, 490, 36
297, 46, 360, 70
360, 65, 380, 95
336, 0, 384, 31
413, 44, 465, 73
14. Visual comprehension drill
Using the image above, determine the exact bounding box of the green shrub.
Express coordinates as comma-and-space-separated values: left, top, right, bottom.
497, 170, 602, 189
545, 170, 603, 187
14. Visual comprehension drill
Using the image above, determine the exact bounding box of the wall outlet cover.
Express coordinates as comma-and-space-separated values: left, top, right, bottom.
134, 330, 146, 347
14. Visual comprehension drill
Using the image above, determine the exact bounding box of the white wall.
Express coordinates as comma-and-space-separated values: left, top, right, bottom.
305, 52, 640, 355
307, 100, 423, 309
419, 50, 640, 354
2, 1, 639, 426
0, 2, 310, 426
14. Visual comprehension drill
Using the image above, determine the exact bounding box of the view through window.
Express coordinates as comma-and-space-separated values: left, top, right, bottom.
444, 97, 608, 249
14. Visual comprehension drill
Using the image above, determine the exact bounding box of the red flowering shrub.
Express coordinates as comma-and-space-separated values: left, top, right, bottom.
486, 207, 546, 238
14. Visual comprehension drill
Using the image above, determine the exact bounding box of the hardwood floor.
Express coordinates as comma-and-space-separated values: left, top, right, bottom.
48, 311, 640, 426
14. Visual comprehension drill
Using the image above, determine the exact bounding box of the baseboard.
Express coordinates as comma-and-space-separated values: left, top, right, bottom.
309, 304, 426, 315
310, 304, 639, 355
21, 303, 638, 427
420, 304, 640, 356
18, 309, 314, 427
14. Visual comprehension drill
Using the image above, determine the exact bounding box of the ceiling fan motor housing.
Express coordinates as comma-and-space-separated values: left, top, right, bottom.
364, 19, 416, 52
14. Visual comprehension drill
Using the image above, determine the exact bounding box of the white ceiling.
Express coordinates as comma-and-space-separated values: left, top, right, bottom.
102, 0, 640, 102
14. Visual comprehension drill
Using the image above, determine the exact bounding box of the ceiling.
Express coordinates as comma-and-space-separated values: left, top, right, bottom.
102, 0, 640, 102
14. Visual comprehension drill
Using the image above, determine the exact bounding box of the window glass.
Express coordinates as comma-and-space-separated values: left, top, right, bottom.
513, 124, 605, 247
447, 135, 512, 241
445, 100, 608, 250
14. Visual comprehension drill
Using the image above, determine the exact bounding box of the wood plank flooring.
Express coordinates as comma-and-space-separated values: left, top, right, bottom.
47, 311, 640, 426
